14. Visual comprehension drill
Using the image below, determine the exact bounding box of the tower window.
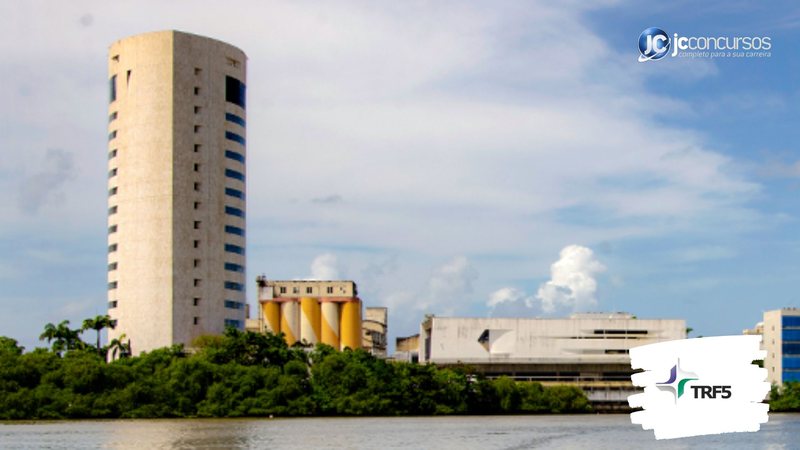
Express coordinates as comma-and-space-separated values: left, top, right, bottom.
194, 279, 201, 287
194, 163, 200, 172
194, 144, 201, 153
225, 76, 246, 108
193, 182, 200, 191
194, 67, 202, 75
194, 221, 201, 229
194, 259, 200, 268
109, 186, 118, 196
108, 224, 118, 233
194, 87, 200, 95
279, 286, 287, 294
306, 287, 313, 294
194, 201, 200, 210
194, 125, 201, 133
194, 317, 199, 325
327, 287, 334, 294
194, 106, 201, 114
193, 240, 200, 248
109, 75, 117, 102
193, 297, 200, 306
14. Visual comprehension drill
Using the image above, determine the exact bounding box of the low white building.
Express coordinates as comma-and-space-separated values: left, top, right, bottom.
418, 312, 686, 409
420, 313, 685, 366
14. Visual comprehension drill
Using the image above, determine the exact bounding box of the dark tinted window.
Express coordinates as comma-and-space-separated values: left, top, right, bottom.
225, 112, 246, 127
110, 75, 117, 102
225, 76, 246, 108
225, 150, 245, 163
225, 187, 245, 200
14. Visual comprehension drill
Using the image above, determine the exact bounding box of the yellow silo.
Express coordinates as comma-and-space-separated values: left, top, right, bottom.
340, 299, 362, 350
321, 301, 340, 349
280, 300, 300, 345
262, 301, 281, 335
300, 297, 321, 345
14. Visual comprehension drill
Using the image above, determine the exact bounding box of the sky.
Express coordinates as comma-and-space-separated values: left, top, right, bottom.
1, 1, 799, 351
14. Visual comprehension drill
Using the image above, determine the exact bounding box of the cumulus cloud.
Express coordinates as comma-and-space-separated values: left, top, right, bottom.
487, 245, 605, 315
17, 149, 75, 215
535, 245, 605, 313
487, 287, 529, 309
308, 253, 340, 280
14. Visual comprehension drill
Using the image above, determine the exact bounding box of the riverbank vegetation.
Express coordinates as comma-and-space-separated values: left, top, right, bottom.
770, 382, 800, 412
0, 321, 591, 419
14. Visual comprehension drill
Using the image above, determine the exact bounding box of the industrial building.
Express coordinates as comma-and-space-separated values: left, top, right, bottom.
256, 278, 364, 350
744, 308, 800, 385
362, 307, 388, 357
414, 313, 686, 409
106, 31, 247, 355
395, 334, 420, 363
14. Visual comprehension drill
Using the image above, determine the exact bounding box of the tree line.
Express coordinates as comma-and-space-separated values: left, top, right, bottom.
0, 318, 592, 419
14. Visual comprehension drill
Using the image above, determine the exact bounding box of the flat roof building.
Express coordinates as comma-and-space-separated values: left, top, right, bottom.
417, 313, 686, 409
746, 308, 800, 385
106, 31, 247, 355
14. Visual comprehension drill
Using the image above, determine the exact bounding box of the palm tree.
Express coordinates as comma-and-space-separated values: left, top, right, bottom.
39, 322, 58, 345
107, 333, 131, 360
39, 320, 84, 354
82, 315, 116, 352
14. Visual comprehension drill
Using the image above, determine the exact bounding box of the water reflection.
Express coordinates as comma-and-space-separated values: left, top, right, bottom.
0, 414, 797, 449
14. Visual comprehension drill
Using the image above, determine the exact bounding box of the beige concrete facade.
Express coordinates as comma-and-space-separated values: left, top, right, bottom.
362, 307, 388, 357
107, 31, 247, 355
419, 313, 685, 365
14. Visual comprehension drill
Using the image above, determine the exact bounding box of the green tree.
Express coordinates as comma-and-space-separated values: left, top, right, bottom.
82, 315, 116, 354
39, 320, 85, 354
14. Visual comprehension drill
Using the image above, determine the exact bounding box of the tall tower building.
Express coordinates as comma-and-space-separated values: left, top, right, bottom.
106, 31, 247, 355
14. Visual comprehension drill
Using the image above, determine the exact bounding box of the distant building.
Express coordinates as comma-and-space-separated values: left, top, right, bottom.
395, 334, 420, 363
417, 312, 686, 409
106, 31, 248, 355
362, 307, 388, 357
745, 308, 800, 385
256, 277, 362, 350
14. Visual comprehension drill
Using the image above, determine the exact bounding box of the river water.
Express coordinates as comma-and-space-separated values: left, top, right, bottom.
1, 414, 798, 449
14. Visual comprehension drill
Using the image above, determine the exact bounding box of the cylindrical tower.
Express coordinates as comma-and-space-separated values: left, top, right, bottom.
300, 297, 321, 345
106, 30, 247, 355
280, 300, 300, 345
320, 301, 340, 349
340, 299, 362, 350
262, 301, 281, 335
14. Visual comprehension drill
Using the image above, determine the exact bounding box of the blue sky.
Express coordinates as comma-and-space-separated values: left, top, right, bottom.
1, 1, 798, 350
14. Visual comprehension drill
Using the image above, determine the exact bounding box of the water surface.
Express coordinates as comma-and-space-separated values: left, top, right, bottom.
2, 414, 798, 449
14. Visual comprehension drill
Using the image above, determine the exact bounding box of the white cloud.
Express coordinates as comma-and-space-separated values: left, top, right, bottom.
308, 253, 340, 280
535, 245, 606, 313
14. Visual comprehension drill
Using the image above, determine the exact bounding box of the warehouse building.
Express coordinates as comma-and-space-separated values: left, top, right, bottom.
416, 313, 686, 409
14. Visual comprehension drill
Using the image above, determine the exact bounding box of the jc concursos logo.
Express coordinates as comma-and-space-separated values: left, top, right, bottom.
638, 27, 670, 62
